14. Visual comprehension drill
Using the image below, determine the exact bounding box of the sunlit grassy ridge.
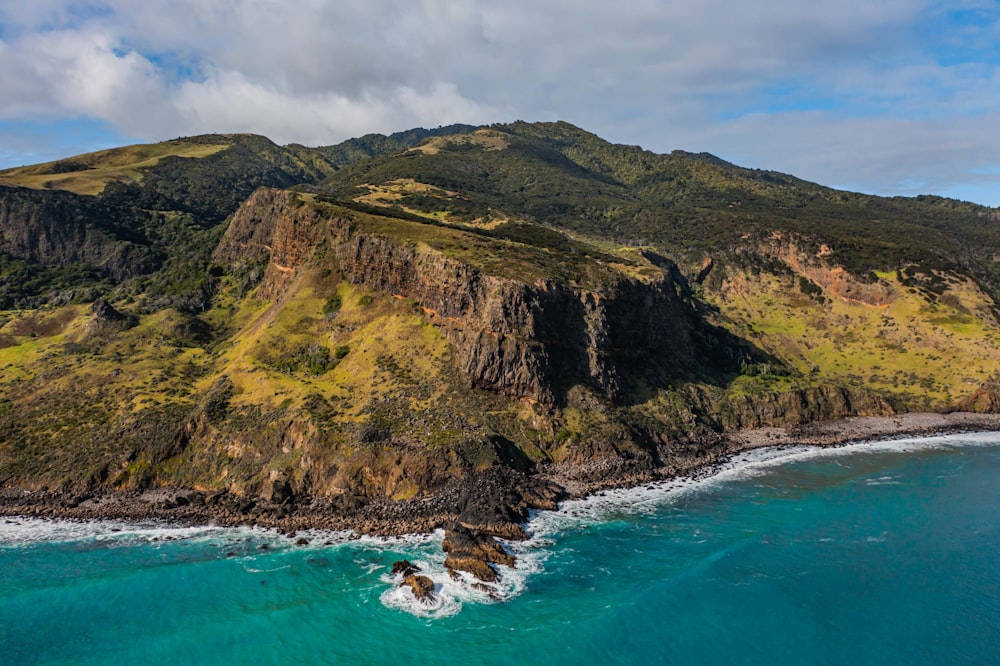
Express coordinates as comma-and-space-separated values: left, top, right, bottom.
0, 139, 232, 195
308, 197, 659, 287
316, 121, 1000, 299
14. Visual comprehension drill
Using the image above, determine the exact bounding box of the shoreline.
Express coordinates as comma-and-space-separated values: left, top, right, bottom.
541, 411, 1000, 499
2, 411, 998, 537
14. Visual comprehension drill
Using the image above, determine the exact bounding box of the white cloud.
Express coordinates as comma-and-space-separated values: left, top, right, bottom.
171, 70, 501, 144
0, 0, 997, 204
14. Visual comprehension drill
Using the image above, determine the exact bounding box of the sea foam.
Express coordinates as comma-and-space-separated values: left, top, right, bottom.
6, 431, 998, 620
376, 527, 550, 618
394, 430, 1000, 617
530, 430, 1000, 536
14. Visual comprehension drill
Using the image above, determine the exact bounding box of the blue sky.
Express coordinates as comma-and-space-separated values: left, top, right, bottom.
0, 1, 998, 205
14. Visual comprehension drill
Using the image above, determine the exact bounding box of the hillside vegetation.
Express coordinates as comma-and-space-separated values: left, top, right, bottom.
1, 121, 998, 502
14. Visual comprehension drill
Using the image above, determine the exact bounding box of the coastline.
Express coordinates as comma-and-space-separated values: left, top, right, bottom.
3, 411, 999, 537
542, 411, 1000, 498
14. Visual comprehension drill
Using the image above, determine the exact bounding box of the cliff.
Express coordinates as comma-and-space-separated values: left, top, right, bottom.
3, 121, 1000, 545
215, 188, 736, 405
0, 186, 158, 283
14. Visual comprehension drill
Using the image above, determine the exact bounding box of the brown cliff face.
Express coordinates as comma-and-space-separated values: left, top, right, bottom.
757, 235, 892, 306
216, 188, 711, 404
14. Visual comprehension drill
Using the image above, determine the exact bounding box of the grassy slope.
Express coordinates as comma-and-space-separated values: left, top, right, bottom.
0, 140, 231, 195
703, 265, 1000, 408
312, 121, 1000, 407
2, 121, 1000, 493
315, 121, 1000, 295
0, 246, 542, 494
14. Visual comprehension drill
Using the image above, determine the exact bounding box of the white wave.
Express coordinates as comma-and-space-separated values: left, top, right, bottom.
375, 527, 551, 618
0, 516, 239, 547
379, 578, 464, 618
528, 431, 1000, 538
6, 431, 998, 617
865, 476, 901, 486
241, 563, 292, 573
0, 516, 364, 551
351, 531, 438, 549
380, 430, 1000, 616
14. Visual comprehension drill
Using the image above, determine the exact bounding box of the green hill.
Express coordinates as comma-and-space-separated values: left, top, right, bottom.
1, 120, 999, 514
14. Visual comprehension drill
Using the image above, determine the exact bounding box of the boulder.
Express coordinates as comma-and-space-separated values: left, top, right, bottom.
444, 555, 498, 583
443, 524, 515, 567
403, 574, 436, 601
392, 560, 420, 577
175, 490, 204, 506
519, 479, 566, 511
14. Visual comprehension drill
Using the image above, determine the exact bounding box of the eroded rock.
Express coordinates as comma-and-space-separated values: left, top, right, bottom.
444, 555, 498, 583
392, 560, 420, 577
402, 574, 436, 601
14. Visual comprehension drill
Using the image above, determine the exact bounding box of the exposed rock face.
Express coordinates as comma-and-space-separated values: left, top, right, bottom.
263, 474, 294, 505
333, 233, 712, 403
691, 386, 896, 431
216, 188, 721, 404
0, 186, 158, 281
83, 298, 138, 338
752, 236, 893, 306
212, 189, 325, 299
695, 256, 714, 284
956, 386, 1000, 413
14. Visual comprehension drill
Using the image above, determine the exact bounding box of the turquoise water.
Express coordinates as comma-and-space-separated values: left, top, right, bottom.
2, 432, 999, 665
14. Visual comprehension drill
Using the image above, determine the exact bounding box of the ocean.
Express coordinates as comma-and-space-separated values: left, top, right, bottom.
2, 432, 999, 665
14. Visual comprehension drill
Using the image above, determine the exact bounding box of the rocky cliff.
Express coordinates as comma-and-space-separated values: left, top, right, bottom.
215, 188, 733, 405
5, 120, 1000, 564
0, 186, 157, 282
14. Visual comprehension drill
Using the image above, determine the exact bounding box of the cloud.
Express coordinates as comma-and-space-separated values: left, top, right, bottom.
172, 70, 501, 144
0, 1, 997, 204
685, 111, 1000, 199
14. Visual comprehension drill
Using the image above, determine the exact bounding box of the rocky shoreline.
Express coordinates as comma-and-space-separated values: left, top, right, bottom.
3, 411, 1000, 588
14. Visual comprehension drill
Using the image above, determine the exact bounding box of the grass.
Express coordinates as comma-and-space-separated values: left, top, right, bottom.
705, 263, 1000, 406
7, 118, 1000, 493
311, 198, 656, 287
0, 140, 231, 195
202, 264, 454, 426
408, 129, 511, 155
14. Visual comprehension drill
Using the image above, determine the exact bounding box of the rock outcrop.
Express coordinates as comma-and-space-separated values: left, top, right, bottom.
402, 574, 436, 601
690, 385, 896, 431
215, 188, 734, 404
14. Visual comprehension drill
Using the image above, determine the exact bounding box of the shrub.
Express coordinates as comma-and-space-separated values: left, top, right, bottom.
323, 294, 342, 317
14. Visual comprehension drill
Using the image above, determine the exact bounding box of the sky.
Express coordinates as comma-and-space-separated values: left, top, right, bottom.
0, 1, 998, 205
